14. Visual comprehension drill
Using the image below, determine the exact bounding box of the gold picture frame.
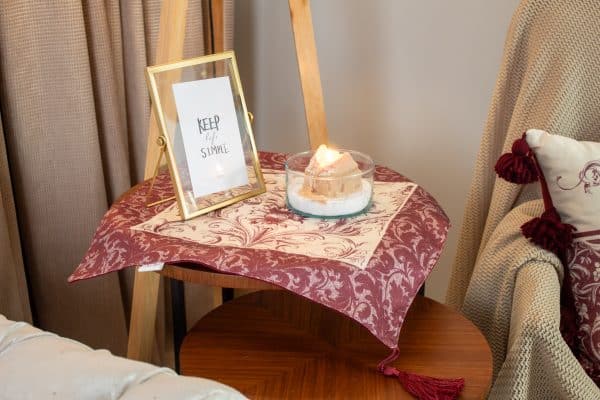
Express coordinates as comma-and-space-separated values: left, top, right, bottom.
146, 51, 265, 221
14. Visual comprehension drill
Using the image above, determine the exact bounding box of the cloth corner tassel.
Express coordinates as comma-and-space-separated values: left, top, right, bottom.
378, 348, 464, 400
494, 133, 539, 184
521, 207, 576, 257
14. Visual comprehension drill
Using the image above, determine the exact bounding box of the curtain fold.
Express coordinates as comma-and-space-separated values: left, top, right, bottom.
0, 112, 31, 324
0, 0, 234, 360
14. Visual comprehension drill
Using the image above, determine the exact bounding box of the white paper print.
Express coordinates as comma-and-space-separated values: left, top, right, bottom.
172, 77, 249, 198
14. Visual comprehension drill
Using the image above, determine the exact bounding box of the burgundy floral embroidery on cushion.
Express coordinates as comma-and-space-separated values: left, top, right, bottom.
557, 160, 600, 194
568, 235, 600, 385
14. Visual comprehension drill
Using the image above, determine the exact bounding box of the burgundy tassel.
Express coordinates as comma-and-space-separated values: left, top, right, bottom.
378, 349, 464, 400
494, 135, 539, 184
521, 207, 576, 257
380, 365, 465, 400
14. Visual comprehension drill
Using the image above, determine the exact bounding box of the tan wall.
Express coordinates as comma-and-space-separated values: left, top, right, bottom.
234, 0, 519, 302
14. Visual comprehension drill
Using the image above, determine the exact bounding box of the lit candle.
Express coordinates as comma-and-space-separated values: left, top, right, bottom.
286, 145, 374, 217
302, 144, 362, 199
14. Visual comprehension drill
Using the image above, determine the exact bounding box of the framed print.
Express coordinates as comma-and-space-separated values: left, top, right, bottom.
146, 51, 265, 220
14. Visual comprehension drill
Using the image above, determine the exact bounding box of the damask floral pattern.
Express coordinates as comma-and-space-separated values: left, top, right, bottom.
132, 171, 417, 270
568, 234, 600, 384
70, 152, 449, 349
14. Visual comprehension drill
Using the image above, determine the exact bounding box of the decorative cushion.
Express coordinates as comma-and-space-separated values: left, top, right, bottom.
526, 129, 600, 231
495, 129, 600, 385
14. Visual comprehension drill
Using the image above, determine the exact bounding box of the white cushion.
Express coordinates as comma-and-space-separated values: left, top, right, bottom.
526, 129, 600, 233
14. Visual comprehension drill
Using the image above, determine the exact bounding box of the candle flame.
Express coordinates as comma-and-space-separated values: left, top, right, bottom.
315, 144, 342, 167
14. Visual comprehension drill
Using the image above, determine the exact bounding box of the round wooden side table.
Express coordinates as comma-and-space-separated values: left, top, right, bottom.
180, 291, 492, 399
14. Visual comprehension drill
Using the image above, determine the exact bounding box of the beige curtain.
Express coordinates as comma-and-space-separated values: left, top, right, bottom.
0, 113, 31, 324
0, 0, 233, 360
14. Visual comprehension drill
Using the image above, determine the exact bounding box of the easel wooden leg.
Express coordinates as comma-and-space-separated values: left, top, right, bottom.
143, 0, 189, 178
128, 0, 329, 361
207, 0, 226, 309
128, 0, 188, 361
288, 0, 329, 149
127, 269, 161, 361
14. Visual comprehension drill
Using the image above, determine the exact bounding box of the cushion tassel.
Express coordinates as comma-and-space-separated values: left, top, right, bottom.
378, 349, 464, 400
494, 134, 539, 184
521, 207, 576, 257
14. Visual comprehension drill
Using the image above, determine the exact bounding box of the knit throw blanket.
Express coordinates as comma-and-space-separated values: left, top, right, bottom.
447, 0, 600, 308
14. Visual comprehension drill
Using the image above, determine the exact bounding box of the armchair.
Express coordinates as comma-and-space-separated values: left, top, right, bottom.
447, 0, 600, 397
461, 200, 598, 398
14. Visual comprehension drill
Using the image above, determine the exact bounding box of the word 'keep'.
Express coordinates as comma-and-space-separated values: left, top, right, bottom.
197, 115, 220, 133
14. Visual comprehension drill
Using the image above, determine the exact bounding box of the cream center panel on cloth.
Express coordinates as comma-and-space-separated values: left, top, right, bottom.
132, 171, 417, 270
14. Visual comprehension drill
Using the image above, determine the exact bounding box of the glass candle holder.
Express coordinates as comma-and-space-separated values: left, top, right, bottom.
285, 149, 374, 218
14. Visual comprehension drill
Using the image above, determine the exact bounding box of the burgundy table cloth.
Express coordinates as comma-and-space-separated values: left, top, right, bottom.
70, 152, 449, 349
